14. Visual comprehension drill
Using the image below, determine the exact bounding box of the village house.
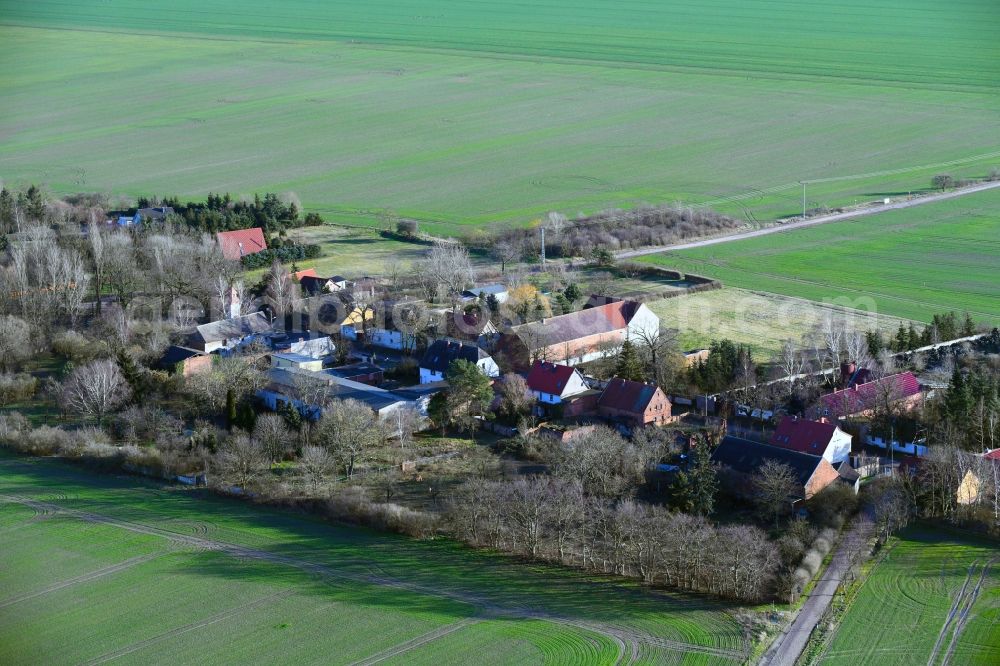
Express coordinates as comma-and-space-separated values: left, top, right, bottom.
498, 299, 659, 369
216, 228, 267, 261
461, 283, 509, 304
811, 371, 923, 420
299, 274, 349, 296
711, 436, 842, 501
597, 378, 673, 427
270, 352, 324, 372
446, 310, 500, 347
525, 361, 590, 404
956, 449, 1000, 506
326, 362, 384, 386
367, 299, 423, 352
419, 339, 499, 384
188, 312, 272, 353
769, 417, 853, 465
257, 366, 443, 422
156, 345, 211, 376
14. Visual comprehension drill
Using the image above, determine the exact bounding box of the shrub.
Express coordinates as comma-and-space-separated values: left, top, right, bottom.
0, 373, 38, 406
324, 487, 439, 538
932, 173, 955, 190
801, 549, 823, 576
51, 330, 102, 363
396, 219, 419, 236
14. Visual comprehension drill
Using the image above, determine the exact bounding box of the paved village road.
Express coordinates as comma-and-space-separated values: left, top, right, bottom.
616, 180, 1000, 259
760, 516, 875, 666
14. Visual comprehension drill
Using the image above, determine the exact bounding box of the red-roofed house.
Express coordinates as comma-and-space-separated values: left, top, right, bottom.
525, 361, 589, 404
216, 228, 267, 261
811, 372, 922, 420
770, 417, 852, 464
292, 268, 318, 280
498, 299, 659, 370
598, 378, 673, 427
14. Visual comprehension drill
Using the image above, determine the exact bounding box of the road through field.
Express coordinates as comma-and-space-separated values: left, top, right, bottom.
618, 180, 1000, 259
761, 516, 875, 666
0, 492, 744, 665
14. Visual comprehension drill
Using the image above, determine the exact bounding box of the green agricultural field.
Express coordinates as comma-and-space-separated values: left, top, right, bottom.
0, 454, 749, 665
648, 288, 912, 361
1, 1, 999, 233
819, 526, 1000, 666
640, 187, 1000, 324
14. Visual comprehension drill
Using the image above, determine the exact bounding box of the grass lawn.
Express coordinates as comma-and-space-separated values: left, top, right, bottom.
819, 525, 1000, 666
285, 225, 429, 276
0, 453, 749, 665
1, 2, 998, 233
640, 187, 1000, 325
647, 288, 911, 361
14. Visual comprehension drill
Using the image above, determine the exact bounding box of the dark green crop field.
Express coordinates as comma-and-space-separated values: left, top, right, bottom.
1, 1, 999, 233
0, 454, 748, 664
640, 187, 1000, 324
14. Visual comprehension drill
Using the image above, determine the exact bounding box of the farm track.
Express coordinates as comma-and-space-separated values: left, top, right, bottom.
927, 561, 978, 666
938, 558, 996, 666
0, 494, 745, 665
348, 617, 482, 666
0, 551, 168, 609
618, 180, 1000, 260
81, 590, 296, 665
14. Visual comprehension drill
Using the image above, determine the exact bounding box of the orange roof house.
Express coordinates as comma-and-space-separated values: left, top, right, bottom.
216, 228, 267, 261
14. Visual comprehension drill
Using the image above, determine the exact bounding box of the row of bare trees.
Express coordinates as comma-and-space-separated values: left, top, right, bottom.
447, 475, 779, 602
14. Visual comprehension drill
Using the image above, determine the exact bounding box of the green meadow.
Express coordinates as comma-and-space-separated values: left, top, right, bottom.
0, 454, 748, 665
640, 187, 1000, 324
1, 1, 999, 233
820, 526, 1000, 666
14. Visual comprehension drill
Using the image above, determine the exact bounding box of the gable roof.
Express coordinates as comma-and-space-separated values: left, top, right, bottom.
216, 228, 267, 261
292, 268, 318, 280
420, 339, 491, 373
156, 345, 206, 369
193, 312, 272, 344
835, 460, 861, 483
819, 372, 921, 416
598, 378, 662, 414
711, 436, 826, 491
983, 449, 1000, 461
510, 300, 641, 348
462, 284, 507, 298
770, 418, 840, 455
526, 361, 582, 396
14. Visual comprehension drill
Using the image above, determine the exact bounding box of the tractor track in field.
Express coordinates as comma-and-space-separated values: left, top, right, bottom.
348, 617, 482, 666
926, 561, 977, 666
81, 590, 296, 665
0, 494, 745, 665
939, 558, 996, 666
0, 551, 168, 609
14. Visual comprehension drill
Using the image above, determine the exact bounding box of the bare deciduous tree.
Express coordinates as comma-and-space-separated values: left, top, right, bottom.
61, 359, 130, 423
216, 433, 270, 489
253, 413, 294, 462
299, 445, 336, 491
0, 315, 32, 371
314, 398, 383, 478
422, 241, 474, 303
754, 460, 798, 528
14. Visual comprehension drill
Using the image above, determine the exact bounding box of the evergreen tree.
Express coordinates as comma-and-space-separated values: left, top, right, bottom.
563, 283, 581, 304
944, 366, 971, 421
672, 437, 717, 516
614, 340, 645, 381
961, 312, 976, 337
894, 324, 908, 352
865, 330, 885, 359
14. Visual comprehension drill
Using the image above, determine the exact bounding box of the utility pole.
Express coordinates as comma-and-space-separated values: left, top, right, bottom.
540, 226, 546, 265
801, 181, 807, 218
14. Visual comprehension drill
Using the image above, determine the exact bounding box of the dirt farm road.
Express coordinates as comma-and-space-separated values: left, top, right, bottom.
616, 180, 1000, 260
